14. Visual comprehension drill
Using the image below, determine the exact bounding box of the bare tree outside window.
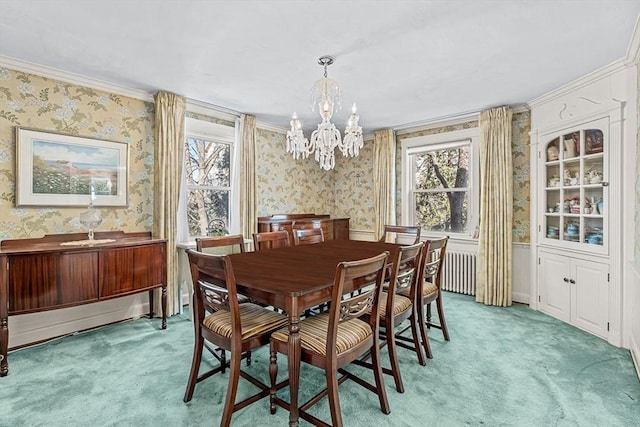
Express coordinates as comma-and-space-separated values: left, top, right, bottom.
412, 143, 470, 233
184, 137, 231, 236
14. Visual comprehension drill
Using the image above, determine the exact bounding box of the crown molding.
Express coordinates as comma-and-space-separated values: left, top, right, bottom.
394, 111, 480, 135
0, 54, 154, 102
624, 15, 640, 65
527, 58, 628, 108
0, 54, 251, 123
255, 121, 288, 134
185, 98, 239, 122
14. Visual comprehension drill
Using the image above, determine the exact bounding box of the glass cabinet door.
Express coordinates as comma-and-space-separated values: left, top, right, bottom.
541, 118, 607, 253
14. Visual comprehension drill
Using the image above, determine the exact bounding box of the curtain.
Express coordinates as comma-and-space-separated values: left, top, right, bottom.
476, 106, 513, 307
373, 129, 396, 241
239, 114, 257, 239
153, 91, 186, 317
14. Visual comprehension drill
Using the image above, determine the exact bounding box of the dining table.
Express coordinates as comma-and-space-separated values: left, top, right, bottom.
227, 238, 400, 427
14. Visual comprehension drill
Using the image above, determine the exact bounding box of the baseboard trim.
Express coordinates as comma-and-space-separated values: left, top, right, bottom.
631, 336, 640, 381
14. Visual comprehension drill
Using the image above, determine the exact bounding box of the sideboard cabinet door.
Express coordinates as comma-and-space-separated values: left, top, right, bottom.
9, 252, 98, 314
98, 244, 165, 298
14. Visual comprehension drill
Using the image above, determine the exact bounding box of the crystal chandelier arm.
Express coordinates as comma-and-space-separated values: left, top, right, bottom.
340, 102, 363, 157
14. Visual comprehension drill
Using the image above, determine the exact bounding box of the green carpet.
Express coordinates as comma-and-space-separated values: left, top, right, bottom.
1, 292, 638, 426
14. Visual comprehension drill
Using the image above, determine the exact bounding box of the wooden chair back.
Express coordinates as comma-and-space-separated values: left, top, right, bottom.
419, 237, 448, 290
252, 230, 291, 251
196, 234, 246, 255
326, 252, 389, 356
379, 225, 421, 244
186, 250, 241, 337
292, 227, 324, 245
386, 242, 424, 302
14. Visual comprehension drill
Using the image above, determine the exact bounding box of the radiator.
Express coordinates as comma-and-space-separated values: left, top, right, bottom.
441, 251, 477, 295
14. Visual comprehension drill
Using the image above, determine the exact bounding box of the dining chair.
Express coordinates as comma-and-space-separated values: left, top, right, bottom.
292, 227, 324, 245
398, 236, 449, 359
292, 226, 328, 315
355, 242, 424, 392
253, 230, 291, 251
184, 249, 288, 427
268, 251, 391, 427
196, 234, 247, 255
195, 235, 251, 371
379, 225, 421, 244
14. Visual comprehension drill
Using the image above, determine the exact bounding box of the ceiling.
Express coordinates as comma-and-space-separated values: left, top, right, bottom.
1, 1, 639, 134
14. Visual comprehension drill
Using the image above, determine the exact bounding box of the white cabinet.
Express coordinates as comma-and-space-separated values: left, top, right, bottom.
538, 251, 609, 339
529, 61, 632, 348
530, 93, 625, 345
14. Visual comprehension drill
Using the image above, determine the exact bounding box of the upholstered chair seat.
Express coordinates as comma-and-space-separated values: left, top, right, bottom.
203, 303, 287, 339
271, 313, 372, 356
378, 292, 413, 317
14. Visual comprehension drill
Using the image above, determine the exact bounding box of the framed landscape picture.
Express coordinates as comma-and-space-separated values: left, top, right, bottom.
16, 128, 129, 207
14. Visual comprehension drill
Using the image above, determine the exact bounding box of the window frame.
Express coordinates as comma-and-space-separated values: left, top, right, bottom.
401, 127, 480, 239
182, 117, 237, 240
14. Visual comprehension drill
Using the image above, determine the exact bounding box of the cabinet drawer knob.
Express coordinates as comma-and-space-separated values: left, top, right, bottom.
569, 279, 576, 284
563, 277, 569, 282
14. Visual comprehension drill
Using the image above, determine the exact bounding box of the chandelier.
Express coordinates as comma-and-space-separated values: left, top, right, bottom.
286, 56, 363, 171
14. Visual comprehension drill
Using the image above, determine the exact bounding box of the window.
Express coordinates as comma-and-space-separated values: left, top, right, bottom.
183, 117, 237, 238
401, 127, 480, 237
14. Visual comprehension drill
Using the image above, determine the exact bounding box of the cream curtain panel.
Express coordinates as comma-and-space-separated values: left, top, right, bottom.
153, 92, 186, 317
373, 129, 396, 241
476, 106, 513, 307
239, 114, 257, 239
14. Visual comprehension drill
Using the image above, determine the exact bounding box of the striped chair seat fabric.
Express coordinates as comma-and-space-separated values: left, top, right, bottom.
399, 282, 437, 299
377, 291, 412, 317
203, 303, 287, 340
271, 313, 372, 356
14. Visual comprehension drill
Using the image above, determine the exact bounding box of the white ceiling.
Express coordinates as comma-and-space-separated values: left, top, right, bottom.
1, 0, 638, 134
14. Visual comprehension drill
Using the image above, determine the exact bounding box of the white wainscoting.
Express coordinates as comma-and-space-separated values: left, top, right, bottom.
9, 294, 151, 349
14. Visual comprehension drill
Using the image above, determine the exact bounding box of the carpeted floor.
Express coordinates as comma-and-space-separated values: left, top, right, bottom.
1, 292, 638, 426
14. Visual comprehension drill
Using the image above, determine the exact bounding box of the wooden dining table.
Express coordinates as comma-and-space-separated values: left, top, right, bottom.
227, 239, 400, 427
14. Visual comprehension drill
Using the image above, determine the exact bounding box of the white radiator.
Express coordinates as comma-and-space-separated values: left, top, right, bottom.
441, 251, 477, 295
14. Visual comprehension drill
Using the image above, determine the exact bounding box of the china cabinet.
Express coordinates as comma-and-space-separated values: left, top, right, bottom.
530, 79, 626, 346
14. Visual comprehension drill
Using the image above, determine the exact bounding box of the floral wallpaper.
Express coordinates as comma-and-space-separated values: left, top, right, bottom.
0, 67, 155, 240
255, 128, 335, 217
333, 138, 375, 231
511, 111, 531, 243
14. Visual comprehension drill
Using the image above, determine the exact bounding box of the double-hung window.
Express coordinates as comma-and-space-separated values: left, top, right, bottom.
401, 127, 480, 238
183, 117, 237, 239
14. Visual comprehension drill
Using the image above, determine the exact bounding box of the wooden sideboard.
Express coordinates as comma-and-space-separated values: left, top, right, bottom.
257, 214, 350, 240
0, 231, 167, 377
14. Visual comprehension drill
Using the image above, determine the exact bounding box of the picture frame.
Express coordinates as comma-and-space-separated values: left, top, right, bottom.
16, 128, 129, 207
